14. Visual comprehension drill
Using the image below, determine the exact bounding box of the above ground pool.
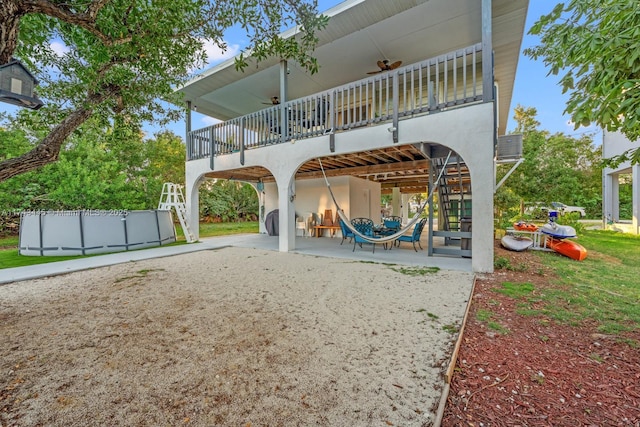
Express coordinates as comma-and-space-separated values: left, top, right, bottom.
19, 209, 177, 256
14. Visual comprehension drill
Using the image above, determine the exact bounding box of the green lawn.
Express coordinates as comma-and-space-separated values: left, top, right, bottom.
494, 229, 640, 340
176, 221, 258, 238
535, 230, 640, 335
0, 221, 259, 269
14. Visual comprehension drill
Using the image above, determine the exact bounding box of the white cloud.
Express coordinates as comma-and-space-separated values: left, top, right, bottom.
202, 40, 240, 67
188, 39, 241, 74
50, 40, 70, 56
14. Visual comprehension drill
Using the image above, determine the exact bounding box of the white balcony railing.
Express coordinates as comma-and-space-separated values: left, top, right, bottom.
187, 43, 485, 162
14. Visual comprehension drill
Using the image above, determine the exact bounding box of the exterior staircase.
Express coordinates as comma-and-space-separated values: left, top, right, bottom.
429, 155, 472, 256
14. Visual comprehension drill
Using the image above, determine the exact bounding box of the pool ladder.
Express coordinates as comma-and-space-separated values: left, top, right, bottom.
158, 183, 196, 243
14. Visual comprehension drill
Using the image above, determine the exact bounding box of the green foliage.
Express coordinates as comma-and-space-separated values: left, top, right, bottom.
494, 256, 528, 272
388, 266, 439, 276
476, 308, 492, 322
525, 0, 640, 164
556, 214, 585, 234
199, 180, 259, 222
1, 0, 327, 180
512, 105, 541, 134
442, 323, 459, 334
475, 309, 509, 334
502, 105, 602, 218
617, 174, 633, 218
494, 187, 521, 229
14, 0, 326, 121
0, 115, 185, 212
494, 256, 511, 270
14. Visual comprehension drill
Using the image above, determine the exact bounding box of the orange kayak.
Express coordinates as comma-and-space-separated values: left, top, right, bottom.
546, 237, 587, 261
513, 221, 538, 232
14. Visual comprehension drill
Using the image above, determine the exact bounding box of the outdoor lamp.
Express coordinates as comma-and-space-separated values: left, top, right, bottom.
0, 59, 44, 110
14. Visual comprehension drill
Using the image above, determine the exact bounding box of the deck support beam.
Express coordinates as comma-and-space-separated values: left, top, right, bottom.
481, 0, 493, 104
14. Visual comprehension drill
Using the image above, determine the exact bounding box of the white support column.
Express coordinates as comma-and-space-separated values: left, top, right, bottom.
280, 60, 288, 144
603, 171, 617, 226
470, 167, 494, 272
459, 106, 495, 273
401, 193, 411, 221
276, 176, 296, 251
611, 174, 620, 222
253, 182, 266, 234
185, 173, 204, 241
633, 164, 640, 234
481, 0, 493, 104
392, 187, 401, 217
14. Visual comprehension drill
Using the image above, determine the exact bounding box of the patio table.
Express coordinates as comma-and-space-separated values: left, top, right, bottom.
373, 224, 395, 250
312, 224, 341, 238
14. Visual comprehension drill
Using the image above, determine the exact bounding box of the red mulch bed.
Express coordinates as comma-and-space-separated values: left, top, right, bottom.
442, 241, 640, 426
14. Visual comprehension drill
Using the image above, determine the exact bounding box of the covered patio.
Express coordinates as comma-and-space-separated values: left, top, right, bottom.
235, 232, 473, 272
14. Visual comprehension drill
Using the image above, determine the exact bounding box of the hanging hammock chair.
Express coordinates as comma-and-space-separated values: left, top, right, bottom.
319, 150, 452, 244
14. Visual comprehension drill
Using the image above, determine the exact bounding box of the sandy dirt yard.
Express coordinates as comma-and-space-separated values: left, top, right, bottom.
0, 248, 473, 427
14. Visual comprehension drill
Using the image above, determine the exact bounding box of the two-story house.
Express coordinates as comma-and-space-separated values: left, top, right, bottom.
176, 0, 529, 272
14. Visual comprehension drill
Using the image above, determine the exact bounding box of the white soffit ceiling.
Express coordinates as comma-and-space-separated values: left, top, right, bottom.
178, 0, 528, 135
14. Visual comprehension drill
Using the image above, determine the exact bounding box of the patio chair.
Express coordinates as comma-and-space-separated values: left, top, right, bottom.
351, 217, 376, 253
395, 218, 427, 252
323, 209, 334, 226
338, 218, 355, 245
381, 216, 402, 235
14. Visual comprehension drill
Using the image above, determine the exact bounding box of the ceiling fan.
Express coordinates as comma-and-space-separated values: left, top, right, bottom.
367, 59, 402, 75
261, 96, 280, 105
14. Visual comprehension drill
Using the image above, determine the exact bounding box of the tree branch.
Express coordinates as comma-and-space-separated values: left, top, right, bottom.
0, 0, 24, 63
21, 0, 128, 46
84, 0, 111, 20
0, 86, 118, 181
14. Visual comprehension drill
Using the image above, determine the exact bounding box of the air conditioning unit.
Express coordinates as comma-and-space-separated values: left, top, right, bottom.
496, 134, 523, 161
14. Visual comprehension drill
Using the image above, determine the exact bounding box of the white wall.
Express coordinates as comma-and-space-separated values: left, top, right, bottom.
294, 176, 349, 221
349, 176, 381, 221
603, 131, 636, 159
603, 131, 639, 234
260, 175, 381, 236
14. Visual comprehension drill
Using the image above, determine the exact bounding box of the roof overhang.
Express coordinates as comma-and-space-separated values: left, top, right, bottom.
178, 0, 528, 137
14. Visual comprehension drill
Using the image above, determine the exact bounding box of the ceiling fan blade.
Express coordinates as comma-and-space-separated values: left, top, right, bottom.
261, 96, 280, 105
366, 59, 400, 75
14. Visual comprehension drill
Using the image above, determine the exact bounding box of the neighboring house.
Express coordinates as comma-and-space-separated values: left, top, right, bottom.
602, 131, 640, 235
176, 0, 529, 272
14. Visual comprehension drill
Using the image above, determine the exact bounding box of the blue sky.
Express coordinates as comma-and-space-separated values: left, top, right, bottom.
507, 1, 601, 142
1, 0, 602, 145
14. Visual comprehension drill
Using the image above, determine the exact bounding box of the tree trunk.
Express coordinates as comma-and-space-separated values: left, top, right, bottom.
0, 79, 120, 182
0, 107, 95, 181
0, 0, 23, 64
